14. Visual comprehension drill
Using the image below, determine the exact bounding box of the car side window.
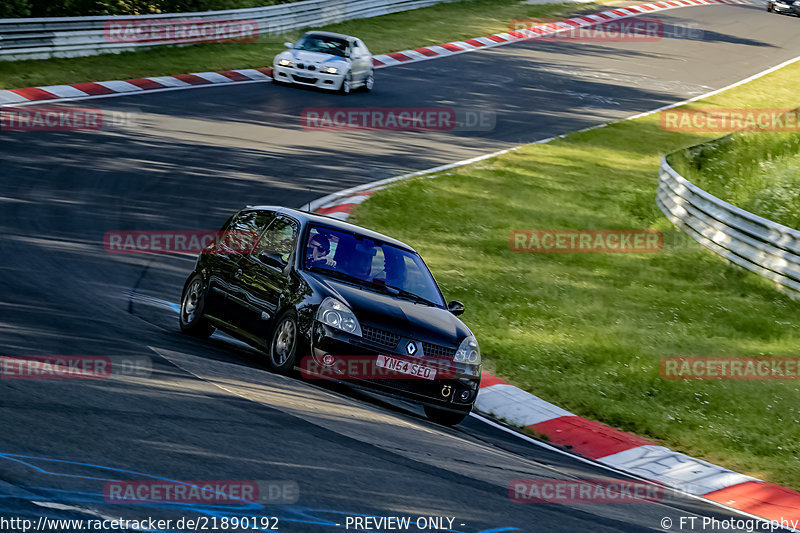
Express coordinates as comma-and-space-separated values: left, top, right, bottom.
258, 217, 298, 263
219, 211, 257, 253
219, 210, 275, 253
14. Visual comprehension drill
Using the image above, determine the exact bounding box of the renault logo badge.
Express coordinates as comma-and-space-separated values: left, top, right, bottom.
406, 342, 417, 356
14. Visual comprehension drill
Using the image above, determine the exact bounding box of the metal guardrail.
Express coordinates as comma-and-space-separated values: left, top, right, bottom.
0, 0, 450, 61
657, 156, 800, 298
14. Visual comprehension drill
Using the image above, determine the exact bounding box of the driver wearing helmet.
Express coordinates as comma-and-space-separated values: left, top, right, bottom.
306, 233, 336, 268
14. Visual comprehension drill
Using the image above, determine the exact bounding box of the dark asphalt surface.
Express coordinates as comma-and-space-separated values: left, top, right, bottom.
1, 3, 798, 531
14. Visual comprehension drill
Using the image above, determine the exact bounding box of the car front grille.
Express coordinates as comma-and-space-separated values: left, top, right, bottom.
292, 74, 317, 83
422, 342, 456, 361
362, 325, 401, 350
360, 326, 456, 361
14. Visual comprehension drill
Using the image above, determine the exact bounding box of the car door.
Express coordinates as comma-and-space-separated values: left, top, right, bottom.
210, 210, 275, 326
227, 215, 300, 342
203, 210, 263, 320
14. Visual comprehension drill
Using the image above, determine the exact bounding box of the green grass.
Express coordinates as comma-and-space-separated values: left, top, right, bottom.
669, 130, 800, 228
0, 0, 605, 89
351, 61, 800, 490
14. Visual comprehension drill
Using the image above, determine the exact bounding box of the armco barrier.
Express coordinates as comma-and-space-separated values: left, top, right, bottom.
656, 156, 800, 298
0, 0, 450, 61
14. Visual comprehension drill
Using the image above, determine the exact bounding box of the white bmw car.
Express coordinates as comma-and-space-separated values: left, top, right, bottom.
272, 31, 374, 95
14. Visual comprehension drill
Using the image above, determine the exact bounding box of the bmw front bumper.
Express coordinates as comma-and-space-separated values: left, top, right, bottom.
272, 65, 343, 90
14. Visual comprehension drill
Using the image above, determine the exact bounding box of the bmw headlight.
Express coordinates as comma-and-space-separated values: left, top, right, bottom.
454, 336, 481, 364
316, 297, 362, 336
278, 58, 295, 67
321, 66, 339, 74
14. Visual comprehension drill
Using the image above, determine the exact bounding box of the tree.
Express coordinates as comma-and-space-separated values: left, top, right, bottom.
0, 0, 32, 17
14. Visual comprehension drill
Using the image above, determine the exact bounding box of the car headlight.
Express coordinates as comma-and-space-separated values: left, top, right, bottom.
454, 336, 480, 364
278, 58, 294, 67
321, 66, 339, 74
316, 297, 362, 336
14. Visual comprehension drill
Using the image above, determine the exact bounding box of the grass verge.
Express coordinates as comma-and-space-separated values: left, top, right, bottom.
351, 60, 800, 490
1, 0, 606, 89
669, 129, 800, 228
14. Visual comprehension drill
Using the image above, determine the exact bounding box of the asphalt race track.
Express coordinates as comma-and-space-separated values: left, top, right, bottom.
1, 3, 799, 531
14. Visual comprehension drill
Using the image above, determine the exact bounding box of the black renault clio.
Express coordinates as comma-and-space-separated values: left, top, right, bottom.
179, 206, 481, 425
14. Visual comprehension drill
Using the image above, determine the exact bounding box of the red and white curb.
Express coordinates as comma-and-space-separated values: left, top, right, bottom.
0, 0, 752, 107
0, 68, 273, 107
475, 373, 800, 525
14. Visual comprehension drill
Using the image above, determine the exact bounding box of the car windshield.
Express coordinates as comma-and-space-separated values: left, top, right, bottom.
293, 34, 349, 57
303, 225, 445, 307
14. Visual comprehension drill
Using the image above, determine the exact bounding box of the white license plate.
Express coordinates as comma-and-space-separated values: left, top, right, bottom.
375, 355, 437, 380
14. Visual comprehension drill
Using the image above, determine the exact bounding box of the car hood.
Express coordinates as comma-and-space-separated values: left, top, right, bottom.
277, 49, 348, 67
307, 274, 470, 346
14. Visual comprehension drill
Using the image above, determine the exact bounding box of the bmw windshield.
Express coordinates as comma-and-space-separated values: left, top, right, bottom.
303, 225, 445, 307
293, 34, 349, 57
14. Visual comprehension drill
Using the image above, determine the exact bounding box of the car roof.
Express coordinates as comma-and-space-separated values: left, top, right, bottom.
244, 206, 415, 251
301, 31, 356, 42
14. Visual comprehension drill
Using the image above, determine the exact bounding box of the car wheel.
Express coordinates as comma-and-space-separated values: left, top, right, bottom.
362, 70, 374, 92
424, 405, 468, 426
766, 4, 772, 11
179, 275, 215, 338
340, 73, 352, 95
267, 310, 300, 374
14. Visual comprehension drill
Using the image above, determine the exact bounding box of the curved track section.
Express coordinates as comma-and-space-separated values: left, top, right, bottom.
1, 4, 798, 531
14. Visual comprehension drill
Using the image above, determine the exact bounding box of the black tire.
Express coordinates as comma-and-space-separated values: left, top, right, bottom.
266, 310, 300, 374
424, 405, 468, 426
766, 4, 772, 11
339, 73, 352, 95
179, 274, 215, 338
361, 70, 374, 92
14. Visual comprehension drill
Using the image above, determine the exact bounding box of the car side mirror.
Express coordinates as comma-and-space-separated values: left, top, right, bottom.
447, 301, 465, 316
283, 42, 293, 48
260, 252, 287, 269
